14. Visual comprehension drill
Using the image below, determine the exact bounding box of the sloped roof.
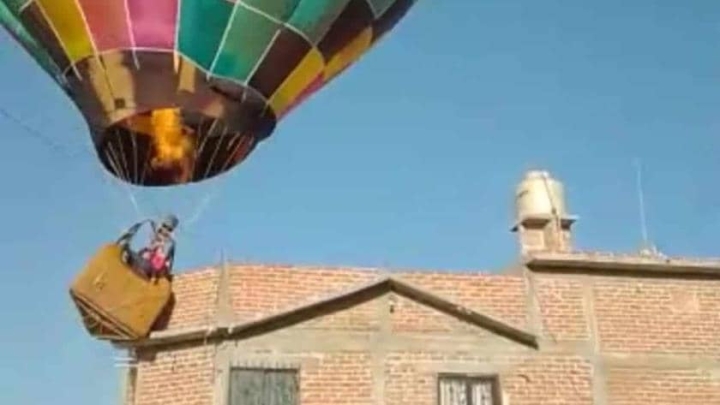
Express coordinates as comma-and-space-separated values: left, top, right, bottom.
123, 274, 537, 350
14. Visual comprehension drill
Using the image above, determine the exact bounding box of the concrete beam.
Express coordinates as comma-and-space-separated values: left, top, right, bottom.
525, 251, 720, 279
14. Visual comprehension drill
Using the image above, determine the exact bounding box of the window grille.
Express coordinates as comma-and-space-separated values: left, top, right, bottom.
438, 374, 500, 405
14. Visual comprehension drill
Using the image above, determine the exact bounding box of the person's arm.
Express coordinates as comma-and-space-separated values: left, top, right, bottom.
116, 220, 150, 247
165, 239, 176, 270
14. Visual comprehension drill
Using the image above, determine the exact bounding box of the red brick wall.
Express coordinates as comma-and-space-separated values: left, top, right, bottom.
606, 368, 720, 405
128, 265, 720, 405
533, 275, 590, 342
163, 267, 218, 330
399, 273, 528, 329
131, 345, 214, 405
593, 277, 720, 355
300, 353, 373, 405
228, 265, 378, 323
384, 352, 593, 405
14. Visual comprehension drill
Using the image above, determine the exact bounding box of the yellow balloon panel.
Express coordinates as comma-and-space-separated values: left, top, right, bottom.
324, 27, 373, 82
36, 0, 93, 65
269, 49, 325, 117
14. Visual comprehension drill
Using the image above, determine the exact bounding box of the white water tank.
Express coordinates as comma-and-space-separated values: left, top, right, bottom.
514, 170, 569, 221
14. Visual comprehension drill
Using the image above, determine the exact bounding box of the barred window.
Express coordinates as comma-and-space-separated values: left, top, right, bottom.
438, 374, 501, 405
228, 368, 298, 405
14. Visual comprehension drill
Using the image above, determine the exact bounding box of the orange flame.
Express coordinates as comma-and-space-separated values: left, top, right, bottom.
123, 108, 195, 183
148, 108, 193, 166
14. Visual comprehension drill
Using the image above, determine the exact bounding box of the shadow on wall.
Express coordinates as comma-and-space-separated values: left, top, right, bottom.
150, 292, 176, 332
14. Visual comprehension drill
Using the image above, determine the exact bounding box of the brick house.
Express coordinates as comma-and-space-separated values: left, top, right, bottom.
116, 171, 720, 405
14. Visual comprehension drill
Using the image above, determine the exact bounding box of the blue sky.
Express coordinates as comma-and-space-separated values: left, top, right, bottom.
1, 1, 720, 403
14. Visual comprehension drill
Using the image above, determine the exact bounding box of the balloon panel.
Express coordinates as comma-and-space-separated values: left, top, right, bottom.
36, 0, 94, 62
177, 0, 232, 69
3, 0, 24, 11
75, 0, 132, 51
0, 0, 417, 186
127, 0, 177, 49
0, 1, 61, 81
286, 0, 351, 44
213, 6, 280, 82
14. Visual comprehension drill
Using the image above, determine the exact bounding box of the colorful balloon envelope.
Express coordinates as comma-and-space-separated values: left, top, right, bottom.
0, 0, 416, 186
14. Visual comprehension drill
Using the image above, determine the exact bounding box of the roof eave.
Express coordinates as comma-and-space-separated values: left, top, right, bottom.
524, 251, 720, 278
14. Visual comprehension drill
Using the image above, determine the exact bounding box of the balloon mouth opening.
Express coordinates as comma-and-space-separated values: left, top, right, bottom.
96, 109, 258, 187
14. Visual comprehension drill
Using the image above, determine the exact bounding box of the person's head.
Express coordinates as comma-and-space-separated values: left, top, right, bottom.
157, 214, 179, 239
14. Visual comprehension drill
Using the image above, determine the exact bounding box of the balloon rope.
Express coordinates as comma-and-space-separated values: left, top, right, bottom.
0, 105, 133, 229
185, 178, 223, 229
202, 122, 227, 180
0, 103, 144, 230
105, 140, 144, 219
0, 106, 80, 158
103, 149, 145, 224
184, 128, 248, 230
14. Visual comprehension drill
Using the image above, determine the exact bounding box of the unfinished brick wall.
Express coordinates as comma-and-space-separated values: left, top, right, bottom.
131, 345, 214, 405
592, 277, 720, 356
163, 267, 218, 330
606, 367, 720, 405
127, 264, 720, 405
300, 352, 374, 405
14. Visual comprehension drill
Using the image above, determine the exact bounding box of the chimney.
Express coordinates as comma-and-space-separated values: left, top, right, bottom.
511, 170, 577, 254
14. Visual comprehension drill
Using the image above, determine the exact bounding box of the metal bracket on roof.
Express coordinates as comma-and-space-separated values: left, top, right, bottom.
214, 249, 233, 328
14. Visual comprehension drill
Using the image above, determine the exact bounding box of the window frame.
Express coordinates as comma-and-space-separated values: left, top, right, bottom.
226, 366, 300, 405
436, 373, 502, 405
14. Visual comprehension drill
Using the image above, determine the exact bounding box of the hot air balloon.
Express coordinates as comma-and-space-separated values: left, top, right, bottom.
0, 0, 419, 342
0, 0, 417, 186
